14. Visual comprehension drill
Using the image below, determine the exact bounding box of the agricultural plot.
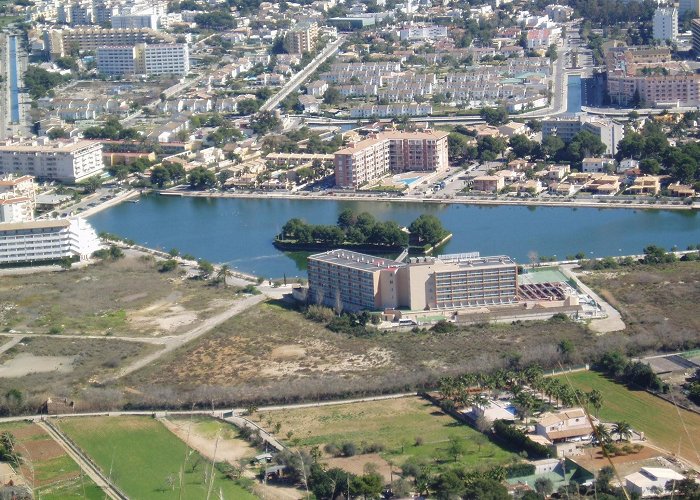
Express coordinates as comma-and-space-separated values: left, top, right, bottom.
256, 396, 514, 474
554, 371, 700, 467
0, 421, 103, 499
57, 416, 256, 500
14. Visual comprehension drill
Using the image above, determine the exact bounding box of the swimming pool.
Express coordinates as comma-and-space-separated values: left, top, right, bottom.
505, 405, 518, 415
396, 176, 421, 186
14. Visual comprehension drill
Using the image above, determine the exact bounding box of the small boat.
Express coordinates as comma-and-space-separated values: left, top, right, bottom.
127, 198, 140, 203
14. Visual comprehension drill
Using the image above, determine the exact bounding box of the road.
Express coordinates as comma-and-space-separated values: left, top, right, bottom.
260, 35, 346, 113
38, 420, 127, 500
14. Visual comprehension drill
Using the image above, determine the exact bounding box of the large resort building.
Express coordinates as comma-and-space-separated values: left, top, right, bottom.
334, 130, 450, 188
307, 250, 519, 312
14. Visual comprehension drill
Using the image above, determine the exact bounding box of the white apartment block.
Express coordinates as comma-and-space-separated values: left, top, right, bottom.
97, 43, 189, 76
0, 218, 102, 264
399, 24, 448, 41
334, 131, 449, 188
0, 138, 104, 183
112, 14, 159, 29
141, 43, 189, 75
96, 45, 137, 75
653, 7, 678, 42
0, 198, 33, 223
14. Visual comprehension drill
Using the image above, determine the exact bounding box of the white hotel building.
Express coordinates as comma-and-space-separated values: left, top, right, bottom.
0, 138, 103, 183
97, 43, 190, 76
0, 218, 102, 265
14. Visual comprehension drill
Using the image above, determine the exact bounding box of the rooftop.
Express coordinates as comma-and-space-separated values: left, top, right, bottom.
0, 219, 70, 232
0, 138, 101, 153
309, 249, 405, 272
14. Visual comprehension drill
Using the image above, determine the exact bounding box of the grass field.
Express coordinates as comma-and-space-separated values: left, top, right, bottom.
57, 416, 256, 500
0, 252, 236, 337
554, 371, 700, 466
0, 421, 103, 499
257, 396, 515, 472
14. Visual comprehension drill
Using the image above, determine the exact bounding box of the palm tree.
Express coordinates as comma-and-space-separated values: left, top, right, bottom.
613, 421, 632, 443
594, 423, 612, 445
588, 389, 603, 417
215, 265, 233, 287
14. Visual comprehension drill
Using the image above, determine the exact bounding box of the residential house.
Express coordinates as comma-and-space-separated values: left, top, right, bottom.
535, 408, 593, 444
627, 175, 661, 195
581, 157, 614, 173
472, 175, 505, 192
625, 468, 685, 498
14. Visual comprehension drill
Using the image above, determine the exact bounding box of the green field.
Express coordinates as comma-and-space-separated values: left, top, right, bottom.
258, 396, 515, 471
554, 371, 700, 465
57, 416, 256, 500
0, 421, 103, 499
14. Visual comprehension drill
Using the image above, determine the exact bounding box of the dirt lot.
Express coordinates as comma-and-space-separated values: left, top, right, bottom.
574, 445, 667, 475
162, 417, 258, 464
0, 252, 237, 337
0, 335, 159, 402
580, 261, 700, 352
126, 300, 594, 403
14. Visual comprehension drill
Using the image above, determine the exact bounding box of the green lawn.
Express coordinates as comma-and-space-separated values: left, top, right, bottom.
57, 416, 256, 500
554, 371, 700, 465
258, 396, 515, 471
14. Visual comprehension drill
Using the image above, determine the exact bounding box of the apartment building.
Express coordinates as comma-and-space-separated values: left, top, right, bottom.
349, 103, 433, 118
45, 27, 174, 59
0, 174, 36, 223
112, 13, 159, 29
284, 22, 318, 54
307, 250, 519, 312
681, 0, 700, 16
0, 138, 103, 183
542, 115, 625, 155
0, 218, 101, 265
692, 19, 700, 54
652, 7, 678, 42
97, 43, 189, 75
334, 131, 449, 188
398, 24, 448, 41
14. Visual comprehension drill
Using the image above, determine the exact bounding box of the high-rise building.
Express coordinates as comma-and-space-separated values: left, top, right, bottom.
307, 250, 519, 312
0, 175, 36, 223
541, 115, 625, 155
680, 0, 700, 16
692, 19, 700, 54
0, 138, 103, 183
334, 130, 449, 188
97, 42, 189, 75
284, 22, 318, 54
652, 7, 678, 42
0, 218, 102, 264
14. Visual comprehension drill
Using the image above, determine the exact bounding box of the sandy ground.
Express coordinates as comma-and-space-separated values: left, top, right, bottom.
324, 453, 396, 482
160, 418, 256, 464
573, 445, 664, 475
0, 353, 75, 377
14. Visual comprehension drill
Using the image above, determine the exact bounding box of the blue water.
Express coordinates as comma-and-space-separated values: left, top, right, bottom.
397, 177, 420, 186
88, 196, 700, 278
505, 405, 517, 415
8, 35, 20, 123
566, 74, 582, 113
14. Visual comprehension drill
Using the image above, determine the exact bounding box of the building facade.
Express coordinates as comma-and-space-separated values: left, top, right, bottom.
97, 43, 189, 76
652, 7, 678, 42
0, 138, 103, 183
541, 115, 625, 155
334, 130, 449, 188
45, 27, 174, 59
307, 250, 519, 312
284, 22, 318, 54
0, 218, 101, 264
693, 19, 700, 55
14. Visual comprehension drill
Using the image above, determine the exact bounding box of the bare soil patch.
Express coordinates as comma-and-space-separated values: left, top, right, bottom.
324, 453, 395, 482
0, 353, 75, 377
162, 417, 257, 464
573, 445, 663, 475
0, 252, 236, 337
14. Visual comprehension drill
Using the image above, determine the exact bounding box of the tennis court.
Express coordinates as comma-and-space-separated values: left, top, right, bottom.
518, 267, 570, 285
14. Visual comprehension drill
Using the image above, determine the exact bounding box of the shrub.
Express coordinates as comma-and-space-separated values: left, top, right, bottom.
305, 305, 335, 323
341, 442, 357, 457
430, 320, 456, 334
492, 420, 552, 459
158, 259, 178, 272
363, 442, 385, 453
414, 436, 424, 446
324, 443, 340, 456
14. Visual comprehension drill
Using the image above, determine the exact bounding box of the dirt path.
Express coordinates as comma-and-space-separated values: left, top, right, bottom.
561, 265, 626, 334
104, 294, 266, 381
160, 418, 255, 464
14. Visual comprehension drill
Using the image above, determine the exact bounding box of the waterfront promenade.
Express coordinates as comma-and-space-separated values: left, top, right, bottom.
158, 189, 699, 212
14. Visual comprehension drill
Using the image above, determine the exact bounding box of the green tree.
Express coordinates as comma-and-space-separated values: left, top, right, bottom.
613, 421, 632, 442
408, 214, 448, 246
463, 477, 509, 499
534, 477, 554, 496
446, 435, 465, 462
250, 111, 281, 135
187, 167, 217, 190
79, 175, 103, 193
150, 166, 171, 188
480, 106, 509, 126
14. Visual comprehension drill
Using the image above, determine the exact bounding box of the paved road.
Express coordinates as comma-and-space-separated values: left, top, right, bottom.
260, 35, 345, 113
38, 420, 126, 500
561, 265, 626, 334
